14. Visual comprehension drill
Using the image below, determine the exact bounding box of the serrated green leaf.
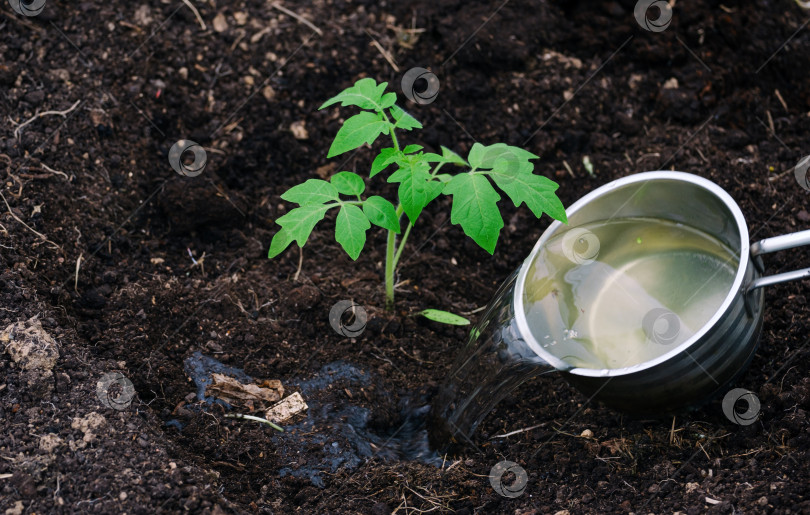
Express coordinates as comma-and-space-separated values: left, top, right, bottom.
363, 196, 400, 233
466, 143, 488, 169
468, 143, 539, 169
443, 173, 503, 254
319, 78, 391, 111
387, 157, 441, 223
327, 111, 389, 158
331, 171, 365, 196
395, 175, 443, 224
388, 157, 431, 183
442, 146, 468, 166
335, 204, 371, 260
424, 146, 468, 167
419, 309, 470, 325
371, 147, 399, 178
275, 204, 332, 247
267, 228, 292, 258
380, 92, 397, 109
281, 179, 340, 205
389, 105, 422, 131
490, 172, 568, 223
402, 144, 423, 154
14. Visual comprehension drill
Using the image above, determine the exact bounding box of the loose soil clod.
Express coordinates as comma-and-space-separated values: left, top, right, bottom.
1, 317, 59, 398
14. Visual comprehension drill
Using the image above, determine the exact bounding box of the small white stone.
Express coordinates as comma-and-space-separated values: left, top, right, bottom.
266, 392, 308, 423
290, 121, 309, 140
212, 13, 228, 33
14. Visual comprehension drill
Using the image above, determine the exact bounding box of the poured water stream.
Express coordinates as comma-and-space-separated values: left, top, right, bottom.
427, 217, 738, 452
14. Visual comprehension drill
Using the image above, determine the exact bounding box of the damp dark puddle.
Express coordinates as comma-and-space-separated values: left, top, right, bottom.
178, 352, 439, 487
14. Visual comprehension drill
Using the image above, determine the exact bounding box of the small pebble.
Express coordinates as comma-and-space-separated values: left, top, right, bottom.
290, 121, 309, 140
580, 429, 593, 438
212, 13, 228, 32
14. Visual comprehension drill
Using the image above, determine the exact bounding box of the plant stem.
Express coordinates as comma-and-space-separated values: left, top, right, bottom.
383, 115, 403, 310
392, 221, 413, 270
385, 204, 410, 310
385, 224, 397, 310
384, 215, 416, 309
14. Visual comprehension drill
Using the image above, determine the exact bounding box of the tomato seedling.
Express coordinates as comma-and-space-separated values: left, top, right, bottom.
268, 77, 567, 312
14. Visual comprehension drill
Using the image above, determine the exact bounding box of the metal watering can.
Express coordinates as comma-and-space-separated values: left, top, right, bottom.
429, 171, 810, 449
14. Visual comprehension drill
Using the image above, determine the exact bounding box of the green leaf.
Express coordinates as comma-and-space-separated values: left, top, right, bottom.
335, 204, 371, 260
443, 173, 503, 254
380, 92, 397, 109
363, 196, 400, 233
419, 309, 470, 326
281, 179, 340, 205
331, 171, 365, 196
267, 228, 292, 258
389, 105, 422, 131
490, 171, 568, 223
388, 157, 441, 224
388, 155, 431, 182
319, 78, 393, 111
397, 177, 443, 224
402, 144, 423, 154
371, 147, 399, 178
275, 204, 332, 247
424, 146, 468, 167
468, 143, 539, 169
327, 111, 389, 158
442, 146, 468, 166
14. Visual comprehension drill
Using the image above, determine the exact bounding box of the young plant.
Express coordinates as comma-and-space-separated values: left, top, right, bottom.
268, 77, 567, 311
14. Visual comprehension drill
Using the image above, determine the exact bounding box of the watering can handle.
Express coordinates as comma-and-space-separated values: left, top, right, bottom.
747, 229, 810, 292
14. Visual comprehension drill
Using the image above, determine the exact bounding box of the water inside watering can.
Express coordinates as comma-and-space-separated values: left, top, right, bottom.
524, 217, 739, 369
427, 216, 739, 453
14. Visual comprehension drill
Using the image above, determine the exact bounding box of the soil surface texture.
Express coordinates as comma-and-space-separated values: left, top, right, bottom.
1, 0, 810, 513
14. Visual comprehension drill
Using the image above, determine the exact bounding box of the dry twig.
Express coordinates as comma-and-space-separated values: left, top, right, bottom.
365, 30, 399, 72
11, 100, 82, 140
270, 3, 323, 36
181, 0, 207, 30
0, 190, 61, 250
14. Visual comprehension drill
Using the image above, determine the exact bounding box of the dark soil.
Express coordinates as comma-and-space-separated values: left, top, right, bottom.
2, 0, 810, 513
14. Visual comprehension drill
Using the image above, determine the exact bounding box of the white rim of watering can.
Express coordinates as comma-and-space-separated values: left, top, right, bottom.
513, 171, 751, 378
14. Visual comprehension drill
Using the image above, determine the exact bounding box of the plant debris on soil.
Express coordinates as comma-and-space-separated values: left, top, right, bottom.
1, 0, 810, 513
